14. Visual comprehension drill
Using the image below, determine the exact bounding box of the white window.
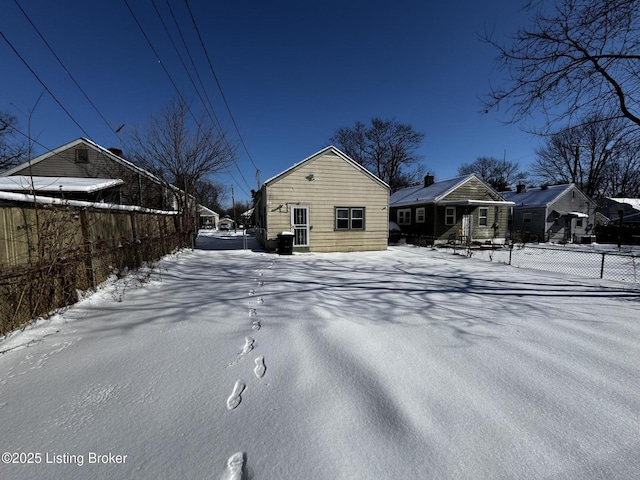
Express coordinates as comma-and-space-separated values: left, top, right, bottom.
416, 207, 426, 223
397, 209, 411, 225
335, 207, 365, 230
478, 207, 488, 227
445, 207, 456, 226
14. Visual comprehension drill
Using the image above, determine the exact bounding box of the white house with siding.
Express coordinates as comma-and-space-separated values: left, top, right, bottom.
254, 146, 390, 253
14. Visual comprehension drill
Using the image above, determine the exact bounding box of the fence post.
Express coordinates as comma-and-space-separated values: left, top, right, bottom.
79, 210, 96, 289
509, 243, 513, 265
600, 253, 605, 279
130, 212, 141, 267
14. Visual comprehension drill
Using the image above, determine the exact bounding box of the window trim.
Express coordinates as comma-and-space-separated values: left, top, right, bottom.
75, 148, 89, 164
445, 206, 456, 226
478, 207, 489, 227
416, 207, 426, 224
397, 209, 411, 226
523, 212, 533, 224
335, 207, 365, 231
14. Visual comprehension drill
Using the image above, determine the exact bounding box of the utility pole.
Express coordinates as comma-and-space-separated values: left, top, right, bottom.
231, 185, 236, 233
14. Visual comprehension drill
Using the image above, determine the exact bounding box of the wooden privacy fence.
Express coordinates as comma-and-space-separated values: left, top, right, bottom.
0, 203, 182, 336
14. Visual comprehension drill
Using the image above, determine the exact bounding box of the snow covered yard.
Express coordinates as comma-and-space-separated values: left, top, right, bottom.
1, 231, 639, 479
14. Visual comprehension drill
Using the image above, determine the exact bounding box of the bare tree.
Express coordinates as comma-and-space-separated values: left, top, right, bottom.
533, 115, 637, 198
195, 179, 226, 213
0, 111, 27, 172
128, 98, 235, 236
458, 156, 528, 191
483, 0, 640, 133
329, 118, 426, 190
600, 133, 640, 197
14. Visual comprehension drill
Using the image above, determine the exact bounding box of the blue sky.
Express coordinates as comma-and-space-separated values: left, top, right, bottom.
1, 0, 540, 205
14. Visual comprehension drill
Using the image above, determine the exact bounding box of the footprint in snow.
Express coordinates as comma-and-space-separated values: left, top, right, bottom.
254, 356, 266, 378
252, 320, 261, 331
248, 289, 255, 296
226, 380, 245, 410
256, 297, 264, 305
249, 308, 257, 317
242, 337, 254, 354
224, 452, 245, 480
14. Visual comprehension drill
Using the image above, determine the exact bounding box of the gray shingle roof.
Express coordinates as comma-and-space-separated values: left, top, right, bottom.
501, 184, 572, 207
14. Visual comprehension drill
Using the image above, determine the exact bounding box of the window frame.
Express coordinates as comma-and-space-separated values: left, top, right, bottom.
335, 207, 365, 231
75, 148, 89, 164
397, 209, 411, 226
445, 206, 456, 226
416, 207, 426, 223
523, 212, 533, 224
478, 207, 489, 227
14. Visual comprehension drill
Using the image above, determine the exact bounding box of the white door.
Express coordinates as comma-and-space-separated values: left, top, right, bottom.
462, 214, 472, 244
291, 207, 309, 247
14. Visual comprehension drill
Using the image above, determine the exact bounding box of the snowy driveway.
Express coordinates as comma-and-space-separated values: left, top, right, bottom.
1, 236, 639, 479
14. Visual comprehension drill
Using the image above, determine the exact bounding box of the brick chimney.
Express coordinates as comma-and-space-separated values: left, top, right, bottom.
424, 175, 435, 187
516, 184, 526, 194
107, 147, 123, 158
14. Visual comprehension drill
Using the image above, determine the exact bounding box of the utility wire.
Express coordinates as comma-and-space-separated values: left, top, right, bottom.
12, 0, 119, 139
183, 0, 259, 173
1, 31, 92, 139
163, 0, 223, 131
123, 0, 253, 195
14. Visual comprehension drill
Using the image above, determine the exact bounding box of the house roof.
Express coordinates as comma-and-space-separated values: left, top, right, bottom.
608, 197, 640, 211
198, 205, 219, 217
501, 184, 575, 207
390, 174, 513, 208
1, 138, 179, 191
263, 146, 389, 190
0, 190, 176, 214
0, 175, 124, 193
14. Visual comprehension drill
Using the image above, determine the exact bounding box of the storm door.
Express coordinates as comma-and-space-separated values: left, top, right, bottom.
462, 214, 472, 244
291, 207, 310, 247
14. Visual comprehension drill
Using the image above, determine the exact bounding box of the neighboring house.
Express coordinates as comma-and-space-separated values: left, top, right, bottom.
0, 138, 180, 211
218, 216, 235, 230
502, 184, 596, 243
0, 175, 124, 204
390, 174, 513, 245
198, 205, 219, 229
601, 198, 640, 225
253, 146, 390, 253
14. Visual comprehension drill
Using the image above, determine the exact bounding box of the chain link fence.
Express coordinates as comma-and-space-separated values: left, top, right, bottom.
437, 243, 639, 284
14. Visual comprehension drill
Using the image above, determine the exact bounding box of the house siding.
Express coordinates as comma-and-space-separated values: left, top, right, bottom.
6, 141, 173, 211
508, 185, 595, 242
391, 176, 510, 244
260, 151, 389, 252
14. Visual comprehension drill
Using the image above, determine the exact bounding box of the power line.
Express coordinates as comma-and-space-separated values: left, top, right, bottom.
123, 0, 253, 195
1, 31, 92, 139
183, 0, 259, 173
12, 0, 119, 140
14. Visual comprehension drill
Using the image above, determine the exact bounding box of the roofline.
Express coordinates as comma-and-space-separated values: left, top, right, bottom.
0, 190, 178, 214
1, 138, 181, 192
433, 174, 478, 202
391, 174, 509, 207
0, 175, 125, 193
263, 145, 390, 190
437, 199, 515, 206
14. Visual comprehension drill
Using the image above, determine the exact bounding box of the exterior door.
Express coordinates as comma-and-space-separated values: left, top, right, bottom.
462, 214, 472, 244
291, 207, 309, 247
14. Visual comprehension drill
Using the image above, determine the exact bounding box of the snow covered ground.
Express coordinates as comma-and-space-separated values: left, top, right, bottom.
1, 230, 639, 479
